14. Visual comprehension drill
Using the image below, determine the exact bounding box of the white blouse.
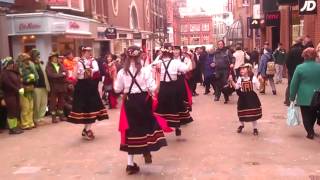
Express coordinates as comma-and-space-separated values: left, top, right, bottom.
235, 76, 260, 91
175, 56, 192, 75
76, 58, 99, 80
114, 64, 157, 94
152, 58, 189, 82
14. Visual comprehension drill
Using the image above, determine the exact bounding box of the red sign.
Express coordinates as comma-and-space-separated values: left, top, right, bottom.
47, 0, 68, 6
19, 23, 41, 31
265, 11, 281, 26
69, 21, 80, 29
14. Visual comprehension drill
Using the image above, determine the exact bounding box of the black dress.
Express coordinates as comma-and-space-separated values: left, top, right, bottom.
68, 78, 108, 124
237, 77, 262, 122
155, 59, 193, 128
120, 70, 167, 154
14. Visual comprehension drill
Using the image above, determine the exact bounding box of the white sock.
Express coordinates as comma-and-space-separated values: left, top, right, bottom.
128, 155, 134, 166
252, 121, 258, 129
84, 124, 92, 131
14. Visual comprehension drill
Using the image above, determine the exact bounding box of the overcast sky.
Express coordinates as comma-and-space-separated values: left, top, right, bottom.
187, 0, 227, 13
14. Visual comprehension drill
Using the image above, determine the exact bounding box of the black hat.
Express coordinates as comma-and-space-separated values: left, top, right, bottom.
127, 46, 141, 57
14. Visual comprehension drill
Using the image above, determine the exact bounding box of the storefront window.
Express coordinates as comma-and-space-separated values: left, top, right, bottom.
181, 24, 189, 32
21, 35, 36, 53
201, 23, 210, 31
181, 35, 188, 45
191, 35, 200, 45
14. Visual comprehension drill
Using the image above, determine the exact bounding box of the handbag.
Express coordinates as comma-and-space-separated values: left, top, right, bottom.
287, 102, 301, 127
310, 89, 320, 110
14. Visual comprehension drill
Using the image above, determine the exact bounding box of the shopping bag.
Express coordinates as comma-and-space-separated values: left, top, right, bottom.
287, 102, 301, 127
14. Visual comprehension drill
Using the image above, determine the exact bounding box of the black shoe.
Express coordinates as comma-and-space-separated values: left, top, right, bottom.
272, 91, 277, 95
224, 100, 229, 104
143, 153, 152, 164
306, 133, 314, 140
175, 128, 182, 136
237, 126, 244, 133
9, 128, 24, 135
253, 129, 259, 136
214, 97, 220, 101
82, 129, 86, 137
260, 91, 265, 95
126, 163, 140, 175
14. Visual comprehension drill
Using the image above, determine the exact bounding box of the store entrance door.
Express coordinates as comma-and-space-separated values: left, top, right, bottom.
271, 27, 280, 51
100, 41, 111, 57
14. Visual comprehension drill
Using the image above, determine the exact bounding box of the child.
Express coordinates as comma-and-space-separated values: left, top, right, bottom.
102, 54, 118, 109
229, 63, 262, 136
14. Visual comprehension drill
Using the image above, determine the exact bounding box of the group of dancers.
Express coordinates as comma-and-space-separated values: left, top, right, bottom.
66, 45, 262, 175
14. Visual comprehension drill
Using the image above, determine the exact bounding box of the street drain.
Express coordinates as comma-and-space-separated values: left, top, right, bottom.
309, 175, 320, 180
244, 161, 260, 166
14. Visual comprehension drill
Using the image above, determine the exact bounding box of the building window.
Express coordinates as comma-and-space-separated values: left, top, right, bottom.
181, 35, 188, 45
112, 0, 119, 16
145, 0, 150, 24
190, 35, 200, 45
202, 35, 209, 44
201, 23, 210, 31
181, 24, 188, 32
190, 24, 201, 32
130, 5, 139, 30
48, 0, 84, 12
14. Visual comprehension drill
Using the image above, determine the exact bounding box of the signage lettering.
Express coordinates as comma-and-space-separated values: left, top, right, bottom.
19, 23, 41, 31
299, 0, 317, 15
69, 21, 80, 29
265, 11, 281, 26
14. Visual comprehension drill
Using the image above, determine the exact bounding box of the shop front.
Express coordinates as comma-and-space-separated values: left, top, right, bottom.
7, 12, 97, 63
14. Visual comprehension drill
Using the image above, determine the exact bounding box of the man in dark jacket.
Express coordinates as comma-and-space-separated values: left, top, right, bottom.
285, 38, 304, 105
203, 49, 216, 95
1, 57, 24, 134
199, 46, 208, 93
213, 40, 234, 102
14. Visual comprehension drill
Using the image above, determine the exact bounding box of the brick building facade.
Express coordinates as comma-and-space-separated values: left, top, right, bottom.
177, 15, 214, 46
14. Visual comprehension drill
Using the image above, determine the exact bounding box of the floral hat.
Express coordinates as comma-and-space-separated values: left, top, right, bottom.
127, 46, 141, 57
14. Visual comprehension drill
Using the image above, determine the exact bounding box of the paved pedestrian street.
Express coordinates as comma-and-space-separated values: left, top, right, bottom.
1, 83, 320, 180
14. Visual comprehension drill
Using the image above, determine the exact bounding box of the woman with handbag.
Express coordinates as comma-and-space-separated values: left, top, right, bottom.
290, 47, 320, 139
67, 46, 109, 140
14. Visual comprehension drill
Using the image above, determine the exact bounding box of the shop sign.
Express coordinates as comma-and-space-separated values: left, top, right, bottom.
253, 4, 261, 19
118, 33, 128, 39
133, 32, 142, 39
278, 0, 298, 4
15, 19, 45, 33
299, 0, 317, 15
250, 18, 261, 29
265, 11, 281, 26
105, 28, 117, 39
65, 20, 90, 34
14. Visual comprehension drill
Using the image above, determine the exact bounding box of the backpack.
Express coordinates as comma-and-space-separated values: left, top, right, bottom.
266, 55, 276, 75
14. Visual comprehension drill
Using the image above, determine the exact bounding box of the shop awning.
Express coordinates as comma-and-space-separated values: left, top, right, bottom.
224, 20, 243, 41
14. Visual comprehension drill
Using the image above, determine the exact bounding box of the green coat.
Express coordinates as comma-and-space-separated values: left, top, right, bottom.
290, 61, 320, 106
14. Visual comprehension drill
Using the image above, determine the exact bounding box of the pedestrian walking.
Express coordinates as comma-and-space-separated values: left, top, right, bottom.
213, 40, 234, 103
229, 63, 262, 136
114, 46, 169, 175
203, 48, 216, 96
273, 43, 286, 84
154, 47, 193, 136
233, 44, 250, 78
189, 47, 202, 96
0, 57, 24, 134
46, 52, 68, 123
258, 43, 277, 95
285, 37, 304, 105
17, 53, 38, 130
67, 46, 109, 140
30, 49, 50, 126
290, 48, 320, 140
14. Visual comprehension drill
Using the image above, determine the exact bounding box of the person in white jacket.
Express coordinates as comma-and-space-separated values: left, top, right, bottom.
233, 44, 250, 78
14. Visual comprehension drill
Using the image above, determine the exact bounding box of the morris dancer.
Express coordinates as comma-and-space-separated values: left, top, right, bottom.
114, 46, 170, 175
